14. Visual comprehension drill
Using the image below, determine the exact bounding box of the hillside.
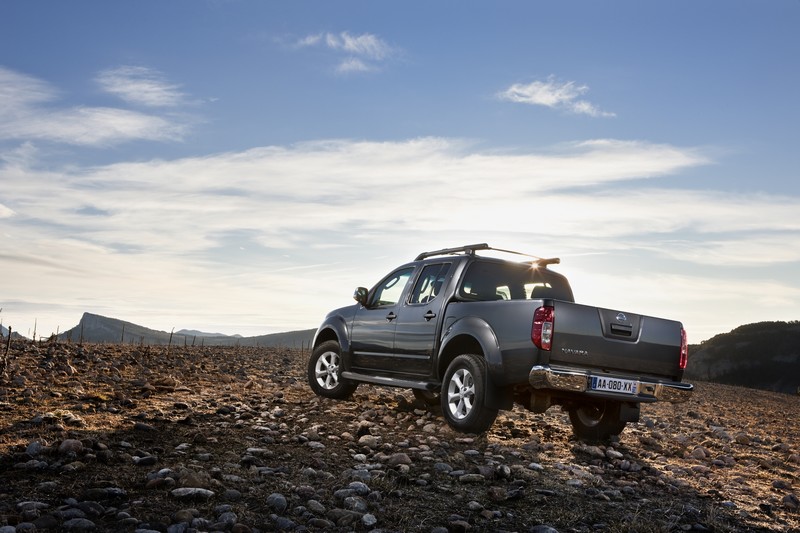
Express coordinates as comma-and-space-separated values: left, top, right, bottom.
57, 312, 315, 349
686, 321, 800, 394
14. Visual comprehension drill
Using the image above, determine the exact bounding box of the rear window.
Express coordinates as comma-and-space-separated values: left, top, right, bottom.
458, 261, 574, 302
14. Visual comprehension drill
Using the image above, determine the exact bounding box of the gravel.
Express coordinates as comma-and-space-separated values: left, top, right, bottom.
0, 340, 798, 531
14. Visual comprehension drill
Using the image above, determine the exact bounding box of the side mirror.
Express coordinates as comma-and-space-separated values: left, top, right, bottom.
353, 287, 369, 306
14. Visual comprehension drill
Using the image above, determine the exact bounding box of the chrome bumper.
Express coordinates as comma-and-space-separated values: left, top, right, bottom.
528, 365, 693, 403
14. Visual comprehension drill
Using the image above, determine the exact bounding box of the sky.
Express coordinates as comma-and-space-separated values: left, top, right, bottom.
1, 1, 799, 343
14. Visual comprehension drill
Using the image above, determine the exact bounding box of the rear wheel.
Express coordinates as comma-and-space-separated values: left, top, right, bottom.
307, 340, 357, 399
568, 401, 627, 441
440, 354, 498, 433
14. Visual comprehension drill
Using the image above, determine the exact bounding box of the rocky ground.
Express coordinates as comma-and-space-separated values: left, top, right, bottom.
0, 340, 797, 532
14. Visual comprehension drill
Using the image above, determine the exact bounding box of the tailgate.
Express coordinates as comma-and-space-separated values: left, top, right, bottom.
548, 300, 684, 380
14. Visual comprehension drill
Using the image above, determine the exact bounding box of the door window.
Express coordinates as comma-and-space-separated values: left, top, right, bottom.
410, 263, 452, 304
371, 267, 414, 307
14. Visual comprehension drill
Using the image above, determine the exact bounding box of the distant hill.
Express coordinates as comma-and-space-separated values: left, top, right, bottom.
177, 329, 243, 338
1, 324, 24, 339
686, 321, 800, 394
58, 312, 315, 349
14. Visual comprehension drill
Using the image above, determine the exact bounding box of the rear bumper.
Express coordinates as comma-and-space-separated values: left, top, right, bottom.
528, 365, 693, 403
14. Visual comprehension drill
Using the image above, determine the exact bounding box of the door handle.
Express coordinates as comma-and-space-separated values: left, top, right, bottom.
424, 311, 436, 321
385, 312, 397, 321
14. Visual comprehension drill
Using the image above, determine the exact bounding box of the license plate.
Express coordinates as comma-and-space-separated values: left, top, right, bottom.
590, 376, 639, 395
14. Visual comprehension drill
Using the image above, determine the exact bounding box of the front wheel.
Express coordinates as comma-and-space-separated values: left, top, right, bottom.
307, 340, 357, 399
568, 401, 627, 441
440, 354, 498, 433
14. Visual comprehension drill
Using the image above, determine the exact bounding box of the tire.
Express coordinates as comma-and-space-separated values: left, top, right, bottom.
412, 389, 440, 406
568, 401, 627, 441
440, 354, 499, 433
307, 340, 357, 400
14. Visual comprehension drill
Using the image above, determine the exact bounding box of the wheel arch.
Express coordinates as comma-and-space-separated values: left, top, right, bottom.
437, 318, 512, 410
312, 315, 350, 354
437, 316, 501, 380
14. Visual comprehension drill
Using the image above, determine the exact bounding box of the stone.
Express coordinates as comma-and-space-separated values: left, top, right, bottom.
266, 492, 288, 514
690, 447, 707, 460
171, 487, 215, 500
358, 435, 381, 448
58, 439, 84, 456
488, 486, 508, 501
782, 494, 799, 509
134, 455, 158, 466
387, 452, 412, 466
772, 479, 792, 491
61, 518, 96, 530
25, 440, 44, 456
530, 526, 560, 533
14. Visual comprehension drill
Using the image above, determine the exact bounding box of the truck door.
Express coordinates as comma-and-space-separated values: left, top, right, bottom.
393, 262, 452, 377
350, 266, 415, 374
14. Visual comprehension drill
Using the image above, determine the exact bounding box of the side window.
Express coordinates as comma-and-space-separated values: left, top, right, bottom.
371, 267, 415, 307
460, 262, 503, 301
410, 263, 452, 304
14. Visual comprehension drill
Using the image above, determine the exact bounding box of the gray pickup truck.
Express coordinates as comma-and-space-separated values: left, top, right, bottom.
308, 244, 692, 440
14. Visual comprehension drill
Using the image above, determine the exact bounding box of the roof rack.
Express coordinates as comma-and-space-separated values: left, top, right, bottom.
415, 243, 560, 266
415, 243, 490, 261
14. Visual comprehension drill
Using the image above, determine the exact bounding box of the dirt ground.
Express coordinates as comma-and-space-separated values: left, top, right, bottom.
0, 340, 798, 532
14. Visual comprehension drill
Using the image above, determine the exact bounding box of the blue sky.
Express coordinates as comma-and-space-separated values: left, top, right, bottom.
1, 1, 798, 342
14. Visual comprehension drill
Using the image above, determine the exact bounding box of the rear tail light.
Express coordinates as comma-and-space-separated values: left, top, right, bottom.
532, 305, 555, 350
679, 327, 688, 369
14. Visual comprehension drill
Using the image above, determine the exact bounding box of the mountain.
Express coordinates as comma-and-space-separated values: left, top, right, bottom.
176, 329, 243, 338
1, 324, 24, 339
58, 312, 315, 349
686, 320, 800, 394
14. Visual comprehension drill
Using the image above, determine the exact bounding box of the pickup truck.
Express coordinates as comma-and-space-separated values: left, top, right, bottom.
308, 244, 692, 440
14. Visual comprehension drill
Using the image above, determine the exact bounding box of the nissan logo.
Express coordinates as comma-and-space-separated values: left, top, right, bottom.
616, 312, 628, 322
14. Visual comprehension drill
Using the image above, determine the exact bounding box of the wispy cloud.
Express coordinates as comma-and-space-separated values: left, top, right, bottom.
0, 66, 186, 146
2, 136, 798, 342
498, 75, 615, 117
0, 66, 54, 107
323, 32, 392, 60
96, 66, 187, 107
296, 31, 396, 73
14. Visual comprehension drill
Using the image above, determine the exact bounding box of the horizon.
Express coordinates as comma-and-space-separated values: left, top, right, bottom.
3, 309, 796, 347
2, 2, 799, 344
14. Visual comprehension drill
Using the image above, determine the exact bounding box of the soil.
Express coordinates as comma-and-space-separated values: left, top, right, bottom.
0, 340, 798, 532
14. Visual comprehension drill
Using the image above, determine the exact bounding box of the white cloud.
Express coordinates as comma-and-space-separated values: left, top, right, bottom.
2, 106, 184, 146
296, 31, 395, 73
337, 58, 372, 73
96, 66, 187, 107
0, 66, 186, 146
0, 66, 55, 107
2, 136, 798, 341
498, 75, 615, 117
326, 32, 391, 60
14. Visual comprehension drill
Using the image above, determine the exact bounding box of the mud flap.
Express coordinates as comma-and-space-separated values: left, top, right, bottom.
484, 378, 513, 410
619, 402, 640, 423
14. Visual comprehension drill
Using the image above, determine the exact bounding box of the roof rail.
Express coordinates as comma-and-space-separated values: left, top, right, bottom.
415, 243, 490, 261
415, 243, 560, 266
